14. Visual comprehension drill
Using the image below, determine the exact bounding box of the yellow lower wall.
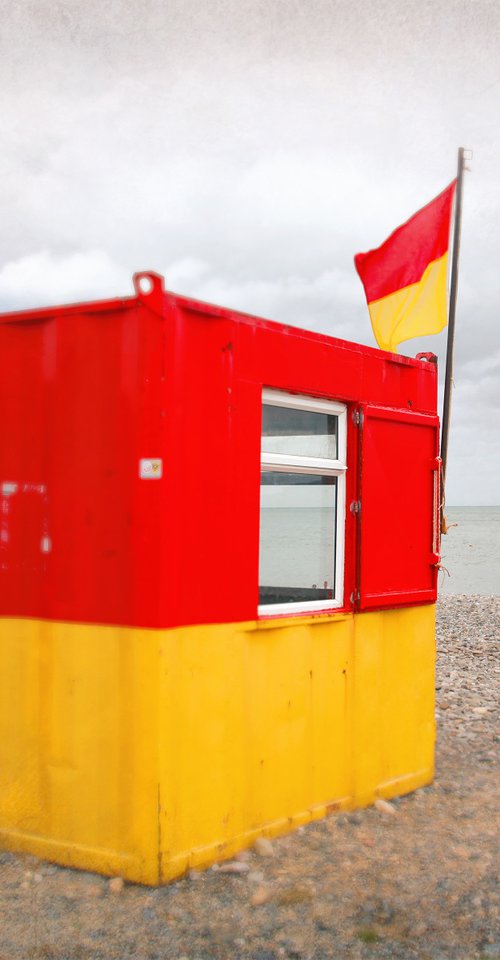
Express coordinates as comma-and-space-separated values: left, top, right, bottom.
0, 606, 435, 884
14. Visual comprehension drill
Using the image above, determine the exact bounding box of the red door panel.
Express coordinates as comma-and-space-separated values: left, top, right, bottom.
358, 405, 440, 609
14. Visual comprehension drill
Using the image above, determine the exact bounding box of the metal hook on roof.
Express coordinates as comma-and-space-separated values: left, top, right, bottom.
132, 272, 166, 318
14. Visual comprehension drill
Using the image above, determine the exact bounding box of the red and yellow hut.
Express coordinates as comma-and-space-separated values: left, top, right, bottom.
0, 272, 440, 884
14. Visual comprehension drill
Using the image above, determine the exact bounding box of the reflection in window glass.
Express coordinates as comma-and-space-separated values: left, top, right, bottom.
259, 472, 337, 605
261, 404, 338, 459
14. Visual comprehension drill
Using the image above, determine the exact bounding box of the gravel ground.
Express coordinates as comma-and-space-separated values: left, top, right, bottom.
0, 595, 498, 960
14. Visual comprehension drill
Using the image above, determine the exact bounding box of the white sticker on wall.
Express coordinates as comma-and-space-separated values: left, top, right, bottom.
139, 458, 163, 479
1, 482, 18, 496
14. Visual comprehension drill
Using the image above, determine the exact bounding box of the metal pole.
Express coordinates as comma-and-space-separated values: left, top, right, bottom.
440, 148, 468, 527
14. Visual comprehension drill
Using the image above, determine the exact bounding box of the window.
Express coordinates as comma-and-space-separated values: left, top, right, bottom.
259, 389, 347, 615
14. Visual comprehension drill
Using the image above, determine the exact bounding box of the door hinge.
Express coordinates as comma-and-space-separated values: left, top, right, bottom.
352, 409, 363, 426
350, 590, 361, 605
350, 500, 361, 515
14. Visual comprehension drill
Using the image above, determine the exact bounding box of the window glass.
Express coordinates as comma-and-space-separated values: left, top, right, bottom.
259, 471, 337, 605
261, 404, 338, 460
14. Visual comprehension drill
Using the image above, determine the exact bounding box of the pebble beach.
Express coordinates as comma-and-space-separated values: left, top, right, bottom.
0, 595, 498, 960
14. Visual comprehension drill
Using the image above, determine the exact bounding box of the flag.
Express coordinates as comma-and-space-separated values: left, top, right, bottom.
354, 181, 457, 353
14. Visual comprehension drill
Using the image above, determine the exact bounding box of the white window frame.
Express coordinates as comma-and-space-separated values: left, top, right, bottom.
259, 388, 347, 617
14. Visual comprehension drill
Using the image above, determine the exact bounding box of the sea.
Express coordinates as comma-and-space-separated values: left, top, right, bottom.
261, 505, 500, 600
438, 506, 500, 597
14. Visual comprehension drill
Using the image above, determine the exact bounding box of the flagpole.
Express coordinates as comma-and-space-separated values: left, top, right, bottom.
440, 147, 469, 531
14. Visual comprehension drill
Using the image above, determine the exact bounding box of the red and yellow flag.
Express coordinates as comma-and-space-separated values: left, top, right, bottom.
354, 181, 457, 352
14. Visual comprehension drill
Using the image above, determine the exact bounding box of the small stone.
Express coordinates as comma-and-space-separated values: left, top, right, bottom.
234, 849, 252, 862
473, 707, 488, 715
253, 837, 274, 857
247, 870, 265, 883
275, 884, 314, 905
188, 869, 202, 881
86, 883, 103, 900
218, 860, 250, 874
109, 876, 125, 893
346, 813, 362, 825
360, 833, 375, 847
374, 798, 397, 816
251, 885, 273, 906
84, 883, 103, 899
410, 921, 428, 937
60, 881, 82, 900
33, 872, 43, 884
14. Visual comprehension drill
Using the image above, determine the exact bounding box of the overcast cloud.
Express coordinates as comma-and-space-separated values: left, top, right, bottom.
1, 0, 499, 503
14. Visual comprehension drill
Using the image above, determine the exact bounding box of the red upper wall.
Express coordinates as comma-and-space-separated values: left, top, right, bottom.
0, 272, 439, 629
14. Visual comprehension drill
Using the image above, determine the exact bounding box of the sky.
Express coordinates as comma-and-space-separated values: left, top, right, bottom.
0, 0, 499, 504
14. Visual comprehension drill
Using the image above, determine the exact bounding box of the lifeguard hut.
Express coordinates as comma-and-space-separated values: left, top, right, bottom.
0, 272, 440, 884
